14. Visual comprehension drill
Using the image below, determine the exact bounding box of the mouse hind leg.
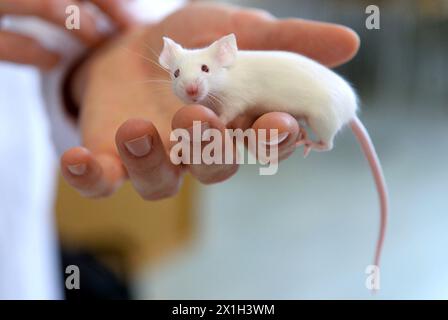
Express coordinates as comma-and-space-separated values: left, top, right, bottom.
296, 115, 338, 157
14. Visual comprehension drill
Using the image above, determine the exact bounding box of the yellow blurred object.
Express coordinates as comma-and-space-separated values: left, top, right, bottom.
419, 0, 448, 19
55, 173, 195, 275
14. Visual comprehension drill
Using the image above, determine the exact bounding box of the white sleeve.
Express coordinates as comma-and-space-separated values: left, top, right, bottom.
36, 0, 185, 155
0, 62, 63, 299
0, 0, 184, 300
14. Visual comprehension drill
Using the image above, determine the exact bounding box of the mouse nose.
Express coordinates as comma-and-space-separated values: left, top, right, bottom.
186, 84, 199, 97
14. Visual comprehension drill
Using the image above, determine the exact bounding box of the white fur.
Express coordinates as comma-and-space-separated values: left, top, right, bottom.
160, 34, 358, 150
159, 34, 388, 269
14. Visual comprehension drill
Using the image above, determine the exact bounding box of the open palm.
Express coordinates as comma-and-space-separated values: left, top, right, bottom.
61, 3, 360, 200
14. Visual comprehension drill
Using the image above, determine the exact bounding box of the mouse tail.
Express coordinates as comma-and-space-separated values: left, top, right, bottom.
350, 117, 389, 268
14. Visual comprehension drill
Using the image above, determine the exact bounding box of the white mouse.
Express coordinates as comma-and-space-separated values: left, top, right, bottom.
159, 33, 388, 269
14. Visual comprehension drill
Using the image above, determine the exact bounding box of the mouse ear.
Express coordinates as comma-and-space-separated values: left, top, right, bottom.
159, 37, 183, 69
210, 34, 238, 67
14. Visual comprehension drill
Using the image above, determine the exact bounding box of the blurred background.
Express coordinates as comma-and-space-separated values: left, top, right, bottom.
123, 0, 448, 299
55, 0, 448, 299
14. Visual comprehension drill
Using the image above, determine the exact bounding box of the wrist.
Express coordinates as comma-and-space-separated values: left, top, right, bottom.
62, 52, 89, 119
71, 56, 90, 108
62, 36, 113, 119
62, 57, 82, 119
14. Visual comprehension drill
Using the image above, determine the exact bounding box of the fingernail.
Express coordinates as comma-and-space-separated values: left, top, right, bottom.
186, 122, 210, 142
125, 135, 152, 157
68, 164, 87, 176
261, 132, 290, 146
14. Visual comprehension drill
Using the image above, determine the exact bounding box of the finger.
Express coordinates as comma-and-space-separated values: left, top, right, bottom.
172, 105, 239, 185
233, 10, 360, 67
90, 0, 137, 29
250, 112, 301, 162
115, 119, 182, 201
266, 19, 360, 67
189, 4, 359, 67
0, 31, 60, 69
0, 0, 103, 45
61, 147, 126, 198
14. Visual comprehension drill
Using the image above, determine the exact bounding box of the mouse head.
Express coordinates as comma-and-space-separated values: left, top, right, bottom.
159, 34, 238, 104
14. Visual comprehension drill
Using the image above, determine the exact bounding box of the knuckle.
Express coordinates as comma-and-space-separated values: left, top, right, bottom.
26, 40, 46, 57
138, 170, 181, 201
245, 8, 274, 19
278, 150, 295, 161
196, 165, 238, 185
0, 41, 8, 57
80, 189, 111, 199
109, 0, 124, 7
78, 181, 117, 199
141, 185, 180, 201
41, 0, 63, 18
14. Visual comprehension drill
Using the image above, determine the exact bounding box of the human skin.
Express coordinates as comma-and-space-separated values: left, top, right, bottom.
60, 2, 360, 200
0, 0, 135, 68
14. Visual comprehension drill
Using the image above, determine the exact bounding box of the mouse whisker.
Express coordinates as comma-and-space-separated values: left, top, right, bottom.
121, 46, 170, 75
206, 94, 219, 109
208, 92, 223, 104
142, 43, 163, 61
206, 94, 221, 109
126, 79, 172, 89
148, 87, 175, 96
140, 42, 173, 75
208, 92, 226, 107
137, 79, 172, 84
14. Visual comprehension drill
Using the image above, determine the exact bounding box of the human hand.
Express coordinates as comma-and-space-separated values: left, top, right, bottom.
0, 0, 135, 69
61, 3, 359, 199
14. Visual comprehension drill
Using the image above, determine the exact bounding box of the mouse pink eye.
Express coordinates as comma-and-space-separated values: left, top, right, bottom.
201, 65, 209, 73
174, 69, 180, 78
